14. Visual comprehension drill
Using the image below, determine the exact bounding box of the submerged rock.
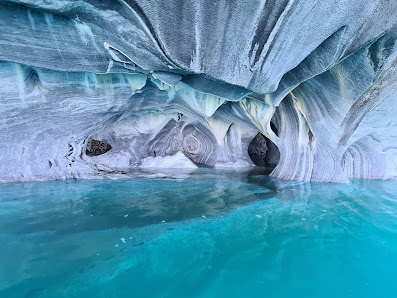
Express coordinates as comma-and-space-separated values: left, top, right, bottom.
0, 0, 396, 182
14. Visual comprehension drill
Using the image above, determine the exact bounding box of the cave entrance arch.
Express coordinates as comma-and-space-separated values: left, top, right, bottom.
248, 123, 280, 168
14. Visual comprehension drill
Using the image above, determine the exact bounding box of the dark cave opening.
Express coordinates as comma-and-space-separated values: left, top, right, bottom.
270, 121, 279, 137
248, 132, 280, 168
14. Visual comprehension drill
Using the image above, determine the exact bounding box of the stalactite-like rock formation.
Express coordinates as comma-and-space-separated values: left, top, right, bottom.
0, 0, 396, 182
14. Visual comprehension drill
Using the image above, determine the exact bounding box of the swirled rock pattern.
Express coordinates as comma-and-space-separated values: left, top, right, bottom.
0, 0, 396, 182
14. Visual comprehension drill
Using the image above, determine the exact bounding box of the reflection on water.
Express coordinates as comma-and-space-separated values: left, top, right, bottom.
0, 169, 278, 235
0, 170, 396, 297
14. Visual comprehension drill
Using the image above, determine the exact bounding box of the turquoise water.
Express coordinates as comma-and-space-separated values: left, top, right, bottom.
0, 169, 397, 298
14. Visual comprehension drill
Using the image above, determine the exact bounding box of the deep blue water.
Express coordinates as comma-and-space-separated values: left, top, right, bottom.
0, 169, 397, 298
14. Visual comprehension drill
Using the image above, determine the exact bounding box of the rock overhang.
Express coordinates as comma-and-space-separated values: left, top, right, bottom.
0, 0, 396, 182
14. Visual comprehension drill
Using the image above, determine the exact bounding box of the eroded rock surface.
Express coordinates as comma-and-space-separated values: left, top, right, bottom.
0, 0, 396, 182
86, 139, 112, 157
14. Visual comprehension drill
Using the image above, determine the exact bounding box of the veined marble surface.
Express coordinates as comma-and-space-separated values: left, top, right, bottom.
0, 0, 396, 182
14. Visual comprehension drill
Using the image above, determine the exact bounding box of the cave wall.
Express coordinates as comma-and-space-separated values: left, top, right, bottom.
0, 0, 396, 182
272, 30, 397, 181
0, 62, 259, 182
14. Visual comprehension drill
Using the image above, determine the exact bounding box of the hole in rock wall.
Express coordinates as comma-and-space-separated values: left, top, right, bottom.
270, 121, 278, 137
248, 133, 280, 168
24, 68, 42, 94
86, 139, 112, 156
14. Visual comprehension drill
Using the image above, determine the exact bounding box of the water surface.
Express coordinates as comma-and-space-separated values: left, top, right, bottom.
0, 169, 397, 297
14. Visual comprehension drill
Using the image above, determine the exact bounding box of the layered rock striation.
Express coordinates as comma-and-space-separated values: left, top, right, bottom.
0, 0, 396, 182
